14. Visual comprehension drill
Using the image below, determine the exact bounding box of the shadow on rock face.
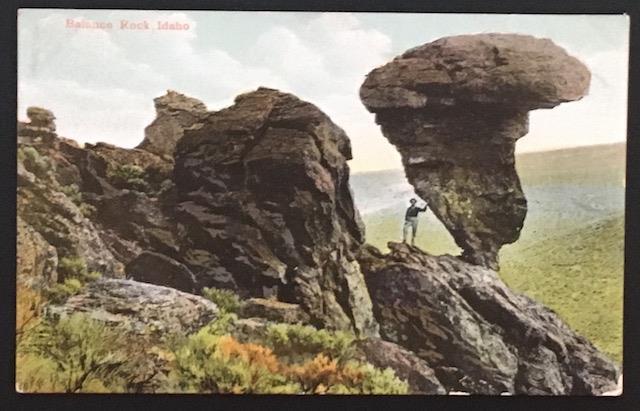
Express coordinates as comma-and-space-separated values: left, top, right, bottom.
358, 242, 619, 395
360, 33, 591, 270
173, 87, 378, 337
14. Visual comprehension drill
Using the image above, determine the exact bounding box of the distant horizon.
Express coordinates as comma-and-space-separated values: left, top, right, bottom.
350, 140, 627, 175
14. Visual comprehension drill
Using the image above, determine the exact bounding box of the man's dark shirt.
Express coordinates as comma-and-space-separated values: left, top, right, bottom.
405, 205, 427, 219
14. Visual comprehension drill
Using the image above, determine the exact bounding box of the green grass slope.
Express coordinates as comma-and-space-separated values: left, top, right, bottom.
500, 213, 624, 362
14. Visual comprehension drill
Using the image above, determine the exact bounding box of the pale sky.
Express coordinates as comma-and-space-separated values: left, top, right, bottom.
17, 10, 629, 172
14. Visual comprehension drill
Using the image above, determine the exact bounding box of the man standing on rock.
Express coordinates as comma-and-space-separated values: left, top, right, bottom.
403, 198, 428, 246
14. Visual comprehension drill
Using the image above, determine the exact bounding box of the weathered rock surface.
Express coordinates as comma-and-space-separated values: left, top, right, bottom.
16, 217, 58, 289
353, 338, 446, 394
360, 34, 590, 269
17, 95, 378, 339
18, 107, 57, 143
126, 251, 198, 294
239, 298, 311, 325
174, 87, 378, 337
17, 141, 124, 277
46, 279, 219, 338
359, 242, 619, 395
137, 90, 208, 158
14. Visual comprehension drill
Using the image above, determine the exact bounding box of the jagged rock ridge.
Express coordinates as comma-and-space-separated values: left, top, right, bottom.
173, 87, 378, 337
137, 90, 208, 158
360, 33, 591, 269
17, 89, 379, 338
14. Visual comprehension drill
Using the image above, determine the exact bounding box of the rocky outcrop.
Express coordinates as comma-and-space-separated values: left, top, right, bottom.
359, 242, 619, 395
360, 34, 590, 269
17, 94, 378, 339
137, 90, 208, 158
126, 251, 198, 294
17, 217, 58, 290
18, 107, 57, 143
46, 279, 219, 339
18, 82, 619, 397
353, 338, 446, 394
174, 87, 378, 337
18, 136, 124, 277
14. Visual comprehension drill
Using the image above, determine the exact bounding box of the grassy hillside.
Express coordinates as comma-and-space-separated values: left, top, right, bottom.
353, 143, 625, 363
500, 213, 624, 362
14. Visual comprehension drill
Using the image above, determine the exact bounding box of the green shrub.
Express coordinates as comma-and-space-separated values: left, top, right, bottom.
78, 203, 97, 218
167, 327, 408, 394
108, 164, 149, 192
58, 256, 87, 280
19, 146, 55, 177
59, 184, 97, 218
18, 314, 134, 393
202, 287, 241, 314
44, 256, 102, 303
169, 332, 299, 394
263, 323, 356, 364
44, 278, 84, 304
60, 184, 82, 205
57, 256, 101, 283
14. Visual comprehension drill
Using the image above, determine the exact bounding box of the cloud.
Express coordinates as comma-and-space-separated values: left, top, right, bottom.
17, 10, 628, 170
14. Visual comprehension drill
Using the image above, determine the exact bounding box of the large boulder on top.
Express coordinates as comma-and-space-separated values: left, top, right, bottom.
137, 90, 208, 158
360, 34, 590, 269
173, 87, 378, 337
359, 242, 619, 395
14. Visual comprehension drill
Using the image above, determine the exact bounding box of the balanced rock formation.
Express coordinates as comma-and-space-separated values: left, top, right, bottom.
360, 34, 591, 269
137, 90, 208, 158
174, 87, 378, 337
359, 242, 619, 395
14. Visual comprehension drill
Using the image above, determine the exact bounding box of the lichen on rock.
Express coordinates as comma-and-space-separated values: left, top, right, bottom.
360, 33, 591, 269
359, 242, 619, 395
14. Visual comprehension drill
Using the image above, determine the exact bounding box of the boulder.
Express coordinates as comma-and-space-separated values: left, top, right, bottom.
26, 107, 56, 130
126, 251, 198, 294
174, 87, 378, 337
239, 298, 311, 324
360, 242, 619, 395
46, 278, 218, 339
360, 34, 590, 269
354, 338, 446, 394
137, 90, 208, 158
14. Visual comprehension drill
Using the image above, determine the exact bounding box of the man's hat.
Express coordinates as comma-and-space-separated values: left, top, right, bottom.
409, 198, 417, 203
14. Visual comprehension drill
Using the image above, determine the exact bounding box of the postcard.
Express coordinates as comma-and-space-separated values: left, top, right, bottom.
16, 9, 627, 395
